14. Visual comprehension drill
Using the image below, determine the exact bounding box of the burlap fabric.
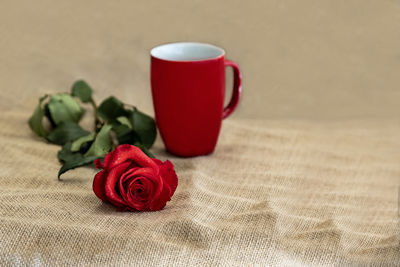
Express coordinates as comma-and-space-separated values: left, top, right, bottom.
1, 1, 400, 266
1, 114, 399, 266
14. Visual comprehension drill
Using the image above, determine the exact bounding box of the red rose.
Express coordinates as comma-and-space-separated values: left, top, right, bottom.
93, 144, 178, 211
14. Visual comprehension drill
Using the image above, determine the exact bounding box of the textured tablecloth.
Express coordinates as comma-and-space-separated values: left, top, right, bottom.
0, 113, 399, 266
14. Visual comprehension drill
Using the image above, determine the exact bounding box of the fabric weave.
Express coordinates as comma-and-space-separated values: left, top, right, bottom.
0, 114, 399, 266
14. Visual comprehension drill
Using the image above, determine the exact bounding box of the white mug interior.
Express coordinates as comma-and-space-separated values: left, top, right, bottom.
151, 42, 225, 61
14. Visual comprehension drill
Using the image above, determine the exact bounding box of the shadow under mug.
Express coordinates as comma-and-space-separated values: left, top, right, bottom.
150, 42, 242, 157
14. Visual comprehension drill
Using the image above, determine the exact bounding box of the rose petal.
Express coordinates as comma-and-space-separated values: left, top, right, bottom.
121, 168, 162, 211
152, 159, 178, 193
149, 199, 167, 211
104, 162, 131, 207
128, 178, 151, 200
121, 167, 163, 200
103, 144, 158, 171
149, 183, 170, 211
94, 159, 104, 169
120, 175, 142, 202
93, 169, 108, 202
151, 158, 163, 165
120, 167, 156, 184
159, 160, 178, 195
126, 185, 148, 211
147, 159, 178, 211
138, 178, 153, 199
118, 166, 140, 201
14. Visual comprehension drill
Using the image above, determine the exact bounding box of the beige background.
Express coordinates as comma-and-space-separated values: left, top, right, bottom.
0, 1, 399, 266
1, 0, 399, 120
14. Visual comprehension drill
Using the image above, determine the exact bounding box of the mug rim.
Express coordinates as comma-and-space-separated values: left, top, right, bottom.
150, 42, 225, 62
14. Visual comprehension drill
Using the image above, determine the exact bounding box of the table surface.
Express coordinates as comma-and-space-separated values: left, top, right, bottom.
1, 117, 399, 266
0, 1, 399, 266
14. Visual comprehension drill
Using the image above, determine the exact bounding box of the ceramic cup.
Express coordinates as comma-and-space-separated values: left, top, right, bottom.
150, 42, 242, 157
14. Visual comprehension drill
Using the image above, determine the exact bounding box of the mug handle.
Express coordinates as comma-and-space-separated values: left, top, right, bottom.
223, 60, 242, 119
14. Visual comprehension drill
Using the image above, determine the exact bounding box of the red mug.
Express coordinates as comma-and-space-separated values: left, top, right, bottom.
150, 42, 242, 157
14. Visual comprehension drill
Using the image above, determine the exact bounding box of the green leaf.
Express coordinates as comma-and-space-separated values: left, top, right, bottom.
47, 122, 90, 145
84, 124, 113, 158
58, 155, 98, 179
57, 142, 99, 178
116, 116, 133, 128
130, 108, 157, 148
71, 80, 93, 103
44, 103, 56, 128
71, 133, 95, 152
28, 95, 49, 138
48, 94, 84, 125
97, 96, 127, 122
112, 123, 137, 145
58, 142, 75, 162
